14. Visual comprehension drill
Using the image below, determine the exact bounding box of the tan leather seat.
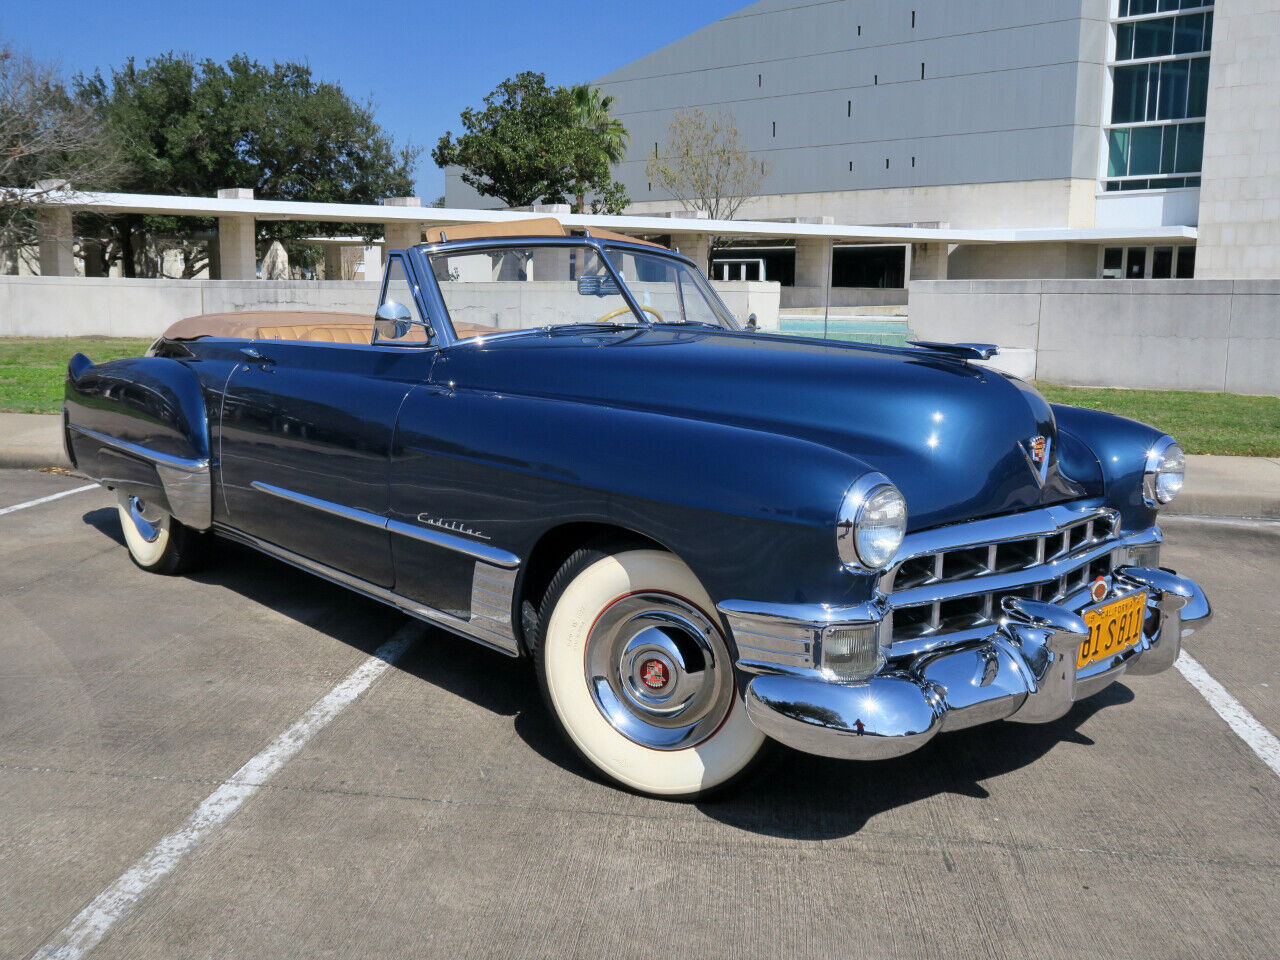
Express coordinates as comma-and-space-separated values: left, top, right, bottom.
163, 311, 426, 345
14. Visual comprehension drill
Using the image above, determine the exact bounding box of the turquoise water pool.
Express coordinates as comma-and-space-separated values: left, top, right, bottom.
777, 316, 913, 346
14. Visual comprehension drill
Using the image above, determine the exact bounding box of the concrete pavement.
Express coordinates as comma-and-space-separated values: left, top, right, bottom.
1, 469, 1278, 959
5, 410, 1277, 517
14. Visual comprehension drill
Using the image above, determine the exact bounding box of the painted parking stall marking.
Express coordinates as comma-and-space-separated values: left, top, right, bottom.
0, 483, 97, 517
32, 625, 423, 960
1176, 651, 1280, 781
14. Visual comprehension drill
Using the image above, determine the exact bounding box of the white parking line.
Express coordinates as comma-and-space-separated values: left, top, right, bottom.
32, 625, 422, 960
0, 483, 97, 517
1177, 651, 1280, 780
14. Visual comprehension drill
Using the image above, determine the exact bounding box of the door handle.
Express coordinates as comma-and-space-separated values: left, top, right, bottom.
240, 347, 275, 365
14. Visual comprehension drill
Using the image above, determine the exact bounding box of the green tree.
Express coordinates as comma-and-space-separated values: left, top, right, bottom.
75, 54, 419, 277
433, 72, 628, 213
567, 84, 629, 214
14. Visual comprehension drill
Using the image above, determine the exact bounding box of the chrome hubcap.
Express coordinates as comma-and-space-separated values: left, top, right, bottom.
585, 593, 733, 750
126, 495, 165, 543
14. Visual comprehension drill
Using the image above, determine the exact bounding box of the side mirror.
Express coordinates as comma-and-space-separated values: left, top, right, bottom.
375, 301, 413, 340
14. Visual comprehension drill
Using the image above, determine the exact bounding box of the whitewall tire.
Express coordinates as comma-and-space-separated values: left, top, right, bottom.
536, 547, 765, 798
117, 492, 208, 575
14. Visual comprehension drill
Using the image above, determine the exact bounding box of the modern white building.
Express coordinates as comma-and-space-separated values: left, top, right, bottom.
445, 0, 1278, 288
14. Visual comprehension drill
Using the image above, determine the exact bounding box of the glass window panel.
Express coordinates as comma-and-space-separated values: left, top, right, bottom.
1145, 65, 1162, 120
1161, 125, 1179, 172
1129, 126, 1164, 174
1173, 12, 1205, 53
1105, 180, 1122, 191
1204, 11, 1213, 45
1174, 122, 1204, 172
1159, 0, 1179, 10
1111, 65, 1147, 123
1187, 57, 1210, 116
1186, 175, 1201, 186
1108, 129, 1132, 177
1152, 246, 1174, 278
1128, 0, 1158, 14
1133, 17, 1174, 58
1116, 23, 1135, 60
1158, 59, 1191, 119
1176, 246, 1196, 278
1120, 178, 1150, 190
1127, 247, 1147, 278
1103, 248, 1124, 278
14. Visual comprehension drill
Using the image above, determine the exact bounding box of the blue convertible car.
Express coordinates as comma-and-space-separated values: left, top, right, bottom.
64, 218, 1210, 797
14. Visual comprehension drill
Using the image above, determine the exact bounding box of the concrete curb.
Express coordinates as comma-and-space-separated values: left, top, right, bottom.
3, 413, 1278, 518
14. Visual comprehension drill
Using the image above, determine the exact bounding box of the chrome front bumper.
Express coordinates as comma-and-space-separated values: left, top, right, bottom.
725, 566, 1211, 761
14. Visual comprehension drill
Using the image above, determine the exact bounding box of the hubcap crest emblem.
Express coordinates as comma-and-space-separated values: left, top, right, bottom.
640, 658, 670, 690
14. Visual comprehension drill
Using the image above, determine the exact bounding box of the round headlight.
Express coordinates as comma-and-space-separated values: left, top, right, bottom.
1144, 438, 1185, 506
837, 475, 908, 571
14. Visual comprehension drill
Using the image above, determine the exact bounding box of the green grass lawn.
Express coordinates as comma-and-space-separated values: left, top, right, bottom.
2, 338, 1275, 457
1037, 384, 1280, 458
0, 337, 153, 414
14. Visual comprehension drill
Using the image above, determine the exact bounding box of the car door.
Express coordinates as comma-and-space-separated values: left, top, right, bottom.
217, 254, 435, 587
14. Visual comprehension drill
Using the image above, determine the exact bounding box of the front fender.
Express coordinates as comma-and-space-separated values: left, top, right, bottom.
392, 386, 876, 607
1052, 403, 1164, 530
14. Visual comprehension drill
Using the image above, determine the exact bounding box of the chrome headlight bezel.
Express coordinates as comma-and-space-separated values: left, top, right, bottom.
1143, 436, 1185, 507
837, 473, 908, 573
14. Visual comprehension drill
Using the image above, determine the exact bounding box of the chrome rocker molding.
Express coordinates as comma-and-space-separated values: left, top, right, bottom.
725, 565, 1210, 761
214, 524, 522, 656
68, 423, 212, 530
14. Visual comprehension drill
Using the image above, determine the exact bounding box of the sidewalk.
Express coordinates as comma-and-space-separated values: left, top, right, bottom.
2, 411, 1278, 517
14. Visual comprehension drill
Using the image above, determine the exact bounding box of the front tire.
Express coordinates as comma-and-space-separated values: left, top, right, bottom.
117, 492, 209, 575
535, 547, 765, 798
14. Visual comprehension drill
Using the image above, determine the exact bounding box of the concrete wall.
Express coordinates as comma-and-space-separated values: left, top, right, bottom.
1195, 0, 1280, 278
910, 279, 1280, 396
0, 276, 778, 339
781, 286, 908, 310
947, 242, 1101, 280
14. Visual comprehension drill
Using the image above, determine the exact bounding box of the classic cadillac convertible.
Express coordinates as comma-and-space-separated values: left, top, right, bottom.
63, 219, 1211, 798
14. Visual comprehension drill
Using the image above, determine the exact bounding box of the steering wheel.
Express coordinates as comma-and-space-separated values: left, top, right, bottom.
597, 304, 665, 324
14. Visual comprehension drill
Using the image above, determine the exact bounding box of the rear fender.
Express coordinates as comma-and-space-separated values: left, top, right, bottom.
64, 353, 213, 529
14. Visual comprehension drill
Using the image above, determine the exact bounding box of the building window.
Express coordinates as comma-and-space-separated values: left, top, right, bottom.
1102, 247, 1124, 278
771, 121, 776, 137
1102, 244, 1196, 278
885, 158, 890, 169
857, 24, 861, 36
911, 156, 916, 167
1152, 245, 1174, 278
921, 62, 926, 79
849, 161, 853, 171
1104, 2, 1213, 191
911, 10, 916, 28
847, 100, 852, 117
758, 74, 762, 87
874, 74, 878, 85
1126, 246, 1147, 278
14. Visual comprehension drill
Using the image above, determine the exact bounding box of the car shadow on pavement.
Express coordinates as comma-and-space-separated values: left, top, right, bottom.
695, 683, 1134, 840
81, 507, 1138, 839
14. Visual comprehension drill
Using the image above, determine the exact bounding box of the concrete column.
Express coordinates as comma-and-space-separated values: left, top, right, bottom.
34, 181, 76, 277
323, 244, 345, 281
910, 242, 949, 281
529, 247, 563, 281
216, 188, 257, 280
676, 233, 711, 272
361, 245, 383, 284
38, 207, 76, 276
384, 197, 423, 254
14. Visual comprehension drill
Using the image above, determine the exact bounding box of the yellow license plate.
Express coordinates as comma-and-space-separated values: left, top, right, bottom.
1078, 591, 1148, 669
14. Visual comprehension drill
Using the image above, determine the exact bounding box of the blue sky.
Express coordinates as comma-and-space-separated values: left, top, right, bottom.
1, 0, 745, 197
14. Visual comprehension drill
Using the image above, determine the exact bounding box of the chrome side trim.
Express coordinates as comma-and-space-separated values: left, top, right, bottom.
388, 518, 520, 569
251, 481, 386, 529
68, 423, 211, 529
250, 480, 520, 569
213, 524, 521, 657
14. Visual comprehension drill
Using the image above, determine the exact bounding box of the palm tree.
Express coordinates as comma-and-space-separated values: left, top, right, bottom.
569, 84, 630, 213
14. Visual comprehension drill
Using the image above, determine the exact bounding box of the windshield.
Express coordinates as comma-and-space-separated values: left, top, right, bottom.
428, 242, 736, 341
603, 246, 736, 329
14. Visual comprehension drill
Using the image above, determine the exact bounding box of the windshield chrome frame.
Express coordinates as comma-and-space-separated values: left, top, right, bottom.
405, 236, 735, 346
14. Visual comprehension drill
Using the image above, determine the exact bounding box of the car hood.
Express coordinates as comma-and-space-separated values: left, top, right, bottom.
433, 328, 1086, 530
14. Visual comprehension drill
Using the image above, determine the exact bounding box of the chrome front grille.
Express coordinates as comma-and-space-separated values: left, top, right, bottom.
882, 502, 1124, 650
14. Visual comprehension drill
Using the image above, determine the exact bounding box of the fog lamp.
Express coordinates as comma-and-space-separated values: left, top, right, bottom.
1124, 544, 1161, 568
821, 623, 884, 681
